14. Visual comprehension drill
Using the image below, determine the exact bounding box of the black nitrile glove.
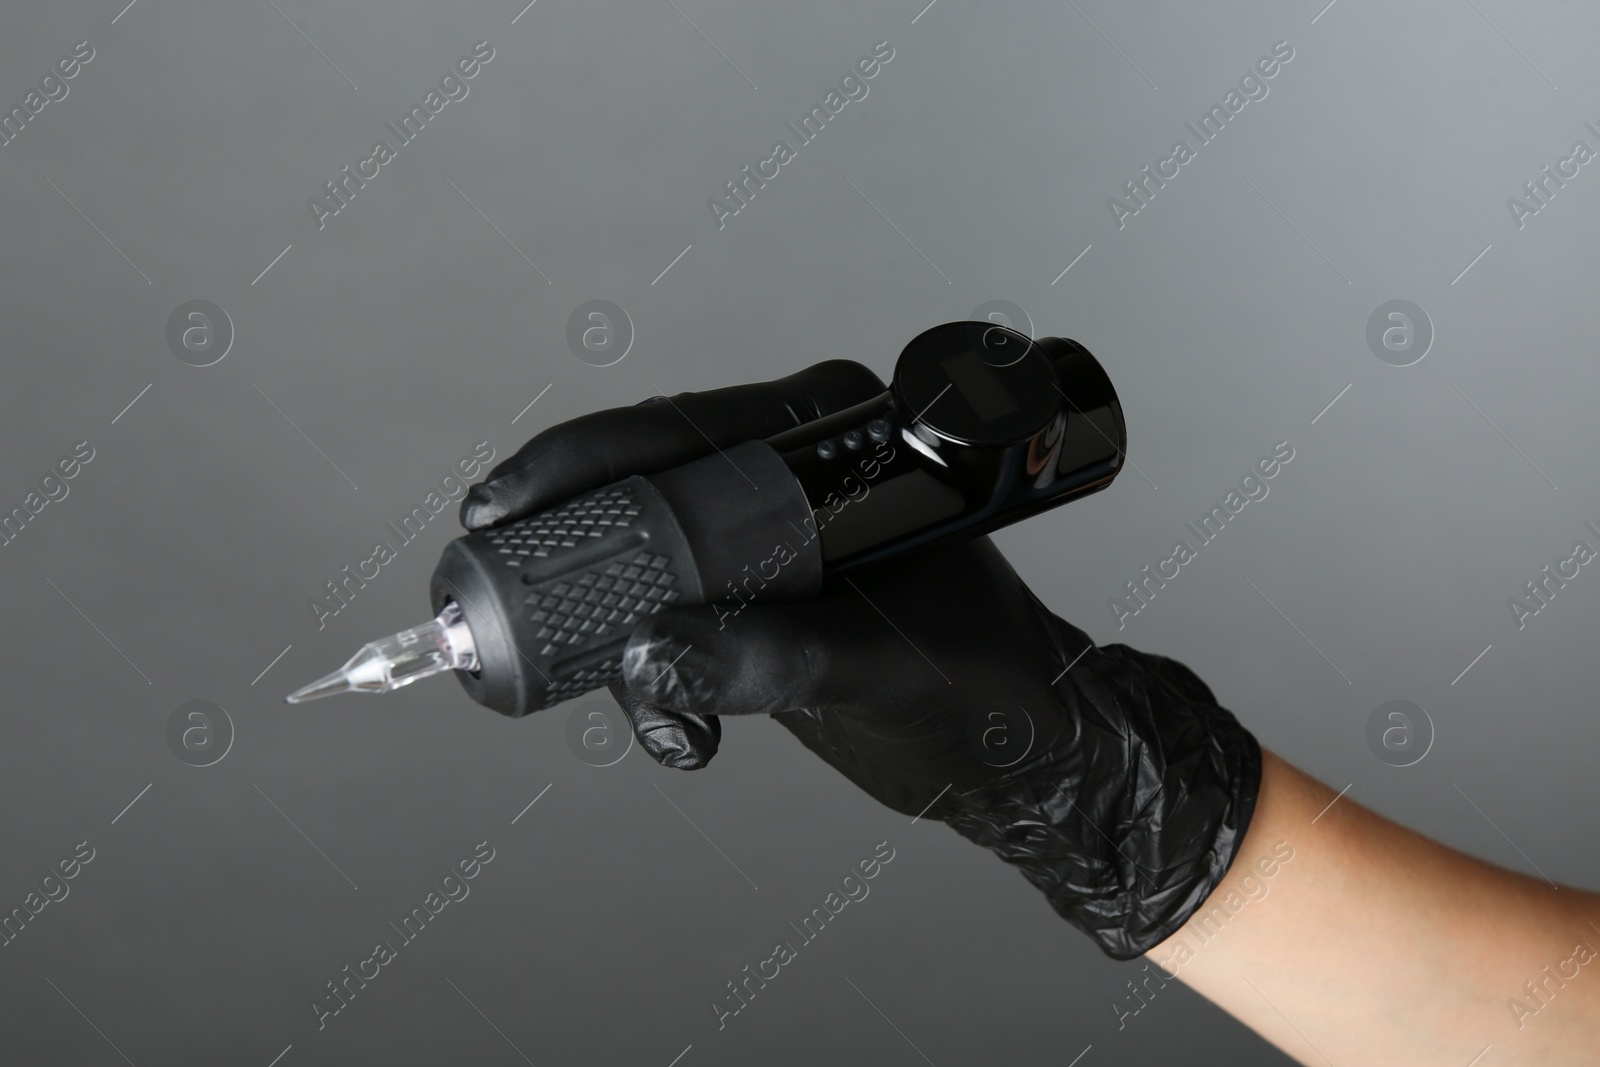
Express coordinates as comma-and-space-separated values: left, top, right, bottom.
462, 360, 1261, 960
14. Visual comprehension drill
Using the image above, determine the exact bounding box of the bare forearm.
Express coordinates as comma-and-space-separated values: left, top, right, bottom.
1148, 751, 1600, 1066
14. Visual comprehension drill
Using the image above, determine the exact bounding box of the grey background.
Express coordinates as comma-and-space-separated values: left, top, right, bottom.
1, 0, 1596, 1063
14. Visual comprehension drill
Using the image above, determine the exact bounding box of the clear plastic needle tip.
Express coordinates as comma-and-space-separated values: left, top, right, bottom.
285, 602, 478, 704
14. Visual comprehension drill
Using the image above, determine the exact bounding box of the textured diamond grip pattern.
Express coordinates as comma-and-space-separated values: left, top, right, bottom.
443, 479, 699, 714
433, 441, 819, 717
540, 660, 626, 706
526, 551, 681, 656
484, 484, 643, 560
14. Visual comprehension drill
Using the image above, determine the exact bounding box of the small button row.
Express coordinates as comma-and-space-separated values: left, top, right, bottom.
816, 418, 895, 460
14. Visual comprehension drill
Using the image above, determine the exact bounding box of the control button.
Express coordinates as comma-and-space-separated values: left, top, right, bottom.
842, 430, 863, 451
866, 418, 891, 443
816, 439, 838, 460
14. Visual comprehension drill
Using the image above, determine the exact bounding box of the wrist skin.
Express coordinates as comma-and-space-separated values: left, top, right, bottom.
1144, 751, 1600, 1066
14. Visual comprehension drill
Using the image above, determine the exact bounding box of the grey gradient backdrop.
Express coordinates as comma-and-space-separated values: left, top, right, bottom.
2, 0, 1597, 1063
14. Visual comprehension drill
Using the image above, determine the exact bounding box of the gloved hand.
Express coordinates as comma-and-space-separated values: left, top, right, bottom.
462, 359, 1261, 960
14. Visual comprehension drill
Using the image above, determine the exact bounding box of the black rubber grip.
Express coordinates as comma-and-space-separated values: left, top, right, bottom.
429, 441, 821, 716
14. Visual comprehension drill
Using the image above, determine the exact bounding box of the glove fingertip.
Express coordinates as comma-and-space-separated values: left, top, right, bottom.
611, 682, 721, 769
639, 714, 720, 770
458, 484, 504, 530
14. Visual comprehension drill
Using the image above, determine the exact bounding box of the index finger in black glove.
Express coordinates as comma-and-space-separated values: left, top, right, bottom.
459, 359, 886, 531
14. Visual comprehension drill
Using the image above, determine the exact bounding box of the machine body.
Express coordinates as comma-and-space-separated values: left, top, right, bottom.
286, 322, 1126, 714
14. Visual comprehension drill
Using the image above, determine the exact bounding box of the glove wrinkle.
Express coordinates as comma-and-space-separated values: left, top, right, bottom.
751, 544, 1263, 960
609, 682, 720, 770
